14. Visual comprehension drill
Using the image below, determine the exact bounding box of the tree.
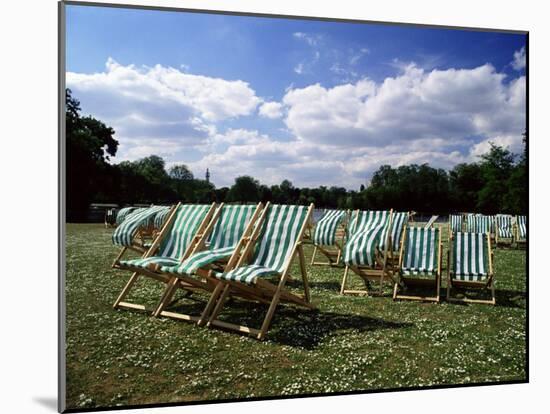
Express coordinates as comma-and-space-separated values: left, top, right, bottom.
449, 163, 484, 213
227, 176, 260, 202
477, 143, 516, 213
169, 164, 195, 201
66, 88, 118, 220
169, 164, 194, 181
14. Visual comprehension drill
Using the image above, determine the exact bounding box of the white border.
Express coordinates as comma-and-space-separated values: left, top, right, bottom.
2, 0, 545, 413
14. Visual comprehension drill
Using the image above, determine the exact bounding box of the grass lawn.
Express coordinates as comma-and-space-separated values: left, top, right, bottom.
65, 223, 527, 410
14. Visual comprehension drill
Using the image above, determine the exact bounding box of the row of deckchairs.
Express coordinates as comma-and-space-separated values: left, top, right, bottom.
112, 202, 315, 340
393, 228, 495, 304
449, 213, 527, 247
309, 209, 496, 304
111, 205, 172, 257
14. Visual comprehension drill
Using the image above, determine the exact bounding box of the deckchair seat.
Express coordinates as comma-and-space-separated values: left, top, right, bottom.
215, 264, 280, 285
162, 245, 236, 275
119, 256, 181, 272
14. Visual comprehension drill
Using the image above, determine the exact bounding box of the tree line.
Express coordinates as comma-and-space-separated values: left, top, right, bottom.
66, 89, 527, 221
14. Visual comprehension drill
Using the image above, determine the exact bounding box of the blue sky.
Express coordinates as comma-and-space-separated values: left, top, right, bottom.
66, 4, 527, 189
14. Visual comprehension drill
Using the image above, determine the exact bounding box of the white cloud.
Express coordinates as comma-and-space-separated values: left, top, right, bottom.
294, 63, 304, 74
67, 58, 262, 161
67, 57, 526, 190
293, 32, 321, 47
512, 47, 526, 71
282, 64, 526, 151
259, 101, 284, 119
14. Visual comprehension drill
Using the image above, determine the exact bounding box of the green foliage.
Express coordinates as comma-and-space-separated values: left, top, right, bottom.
227, 176, 261, 202
66, 89, 119, 220
363, 164, 451, 213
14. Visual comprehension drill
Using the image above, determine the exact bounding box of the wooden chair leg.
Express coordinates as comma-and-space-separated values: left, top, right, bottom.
335, 248, 342, 266
310, 246, 318, 266
113, 272, 139, 309
206, 284, 232, 327
257, 288, 283, 341
198, 282, 225, 326
153, 276, 179, 317
392, 281, 399, 300
298, 245, 311, 303
340, 266, 349, 295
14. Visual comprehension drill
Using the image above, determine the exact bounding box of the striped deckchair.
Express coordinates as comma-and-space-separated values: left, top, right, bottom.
198, 203, 315, 340
153, 207, 171, 230
466, 214, 494, 235
310, 209, 349, 266
515, 215, 527, 247
112, 203, 217, 313
424, 215, 438, 229
393, 227, 442, 302
447, 231, 495, 305
152, 203, 263, 321
385, 211, 409, 252
449, 214, 463, 235
112, 205, 170, 255
495, 214, 514, 246
340, 210, 394, 296
115, 206, 137, 226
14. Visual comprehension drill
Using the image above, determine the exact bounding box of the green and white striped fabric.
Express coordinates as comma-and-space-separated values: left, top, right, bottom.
153, 206, 171, 229
313, 209, 346, 246
449, 215, 463, 233
112, 205, 168, 247
451, 232, 490, 281
384, 212, 409, 251
116, 207, 137, 225
215, 204, 309, 285
162, 204, 257, 275
401, 227, 439, 275
467, 214, 494, 234
343, 213, 390, 267
495, 214, 514, 239
516, 215, 527, 239
119, 204, 212, 270
349, 210, 390, 233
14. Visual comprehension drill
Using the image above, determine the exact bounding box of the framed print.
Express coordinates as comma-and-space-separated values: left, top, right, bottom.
59, 1, 528, 411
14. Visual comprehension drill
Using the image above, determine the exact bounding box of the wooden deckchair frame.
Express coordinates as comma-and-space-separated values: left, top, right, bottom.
393, 226, 442, 303
152, 202, 264, 322
340, 209, 396, 296
196, 203, 315, 341
310, 209, 349, 267
111, 202, 218, 313
446, 232, 495, 305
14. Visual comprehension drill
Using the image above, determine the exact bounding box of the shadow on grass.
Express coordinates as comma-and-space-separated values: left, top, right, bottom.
307, 280, 342, 291
162, 292, 411, 349
441, 287, 526, 309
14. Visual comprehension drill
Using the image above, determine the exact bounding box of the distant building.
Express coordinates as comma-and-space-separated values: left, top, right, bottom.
206, 168, 210, 183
